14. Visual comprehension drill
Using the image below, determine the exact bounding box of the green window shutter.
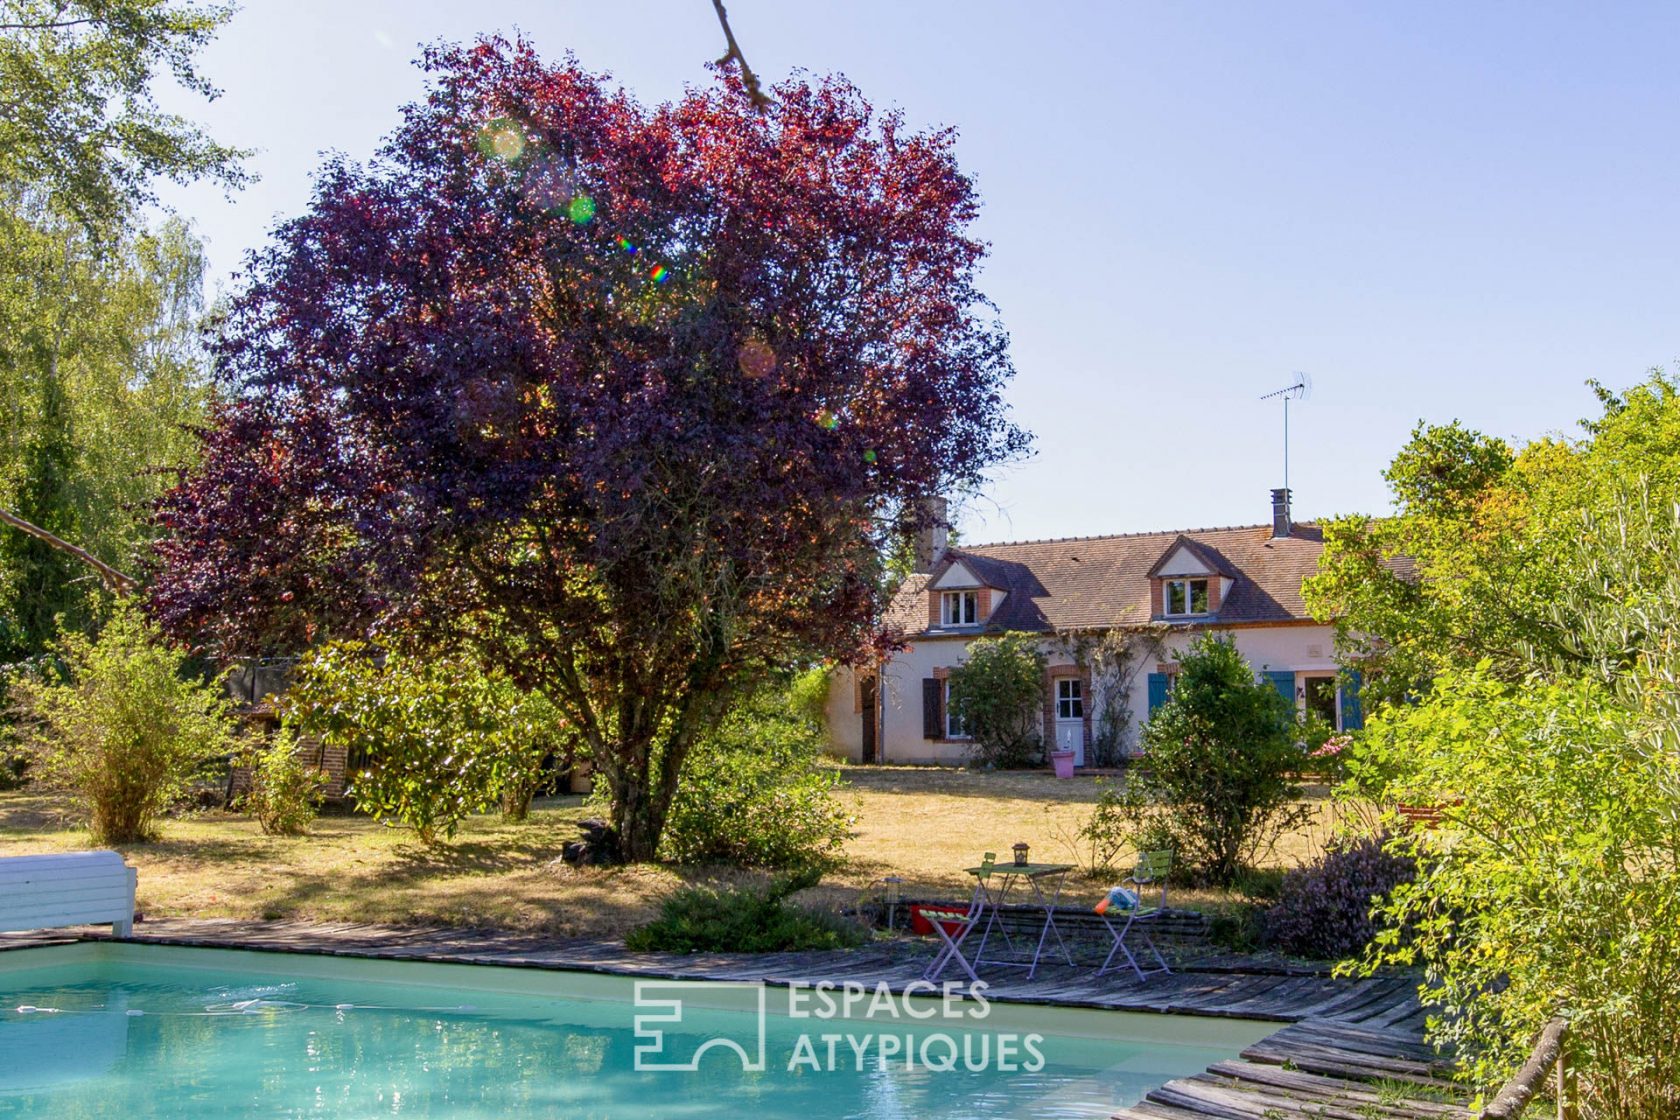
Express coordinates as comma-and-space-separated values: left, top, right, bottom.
1263, 670, 1297, 707
1339, 670, 1364, 731
1146, 673, 1169, 715
922, 678, 944, 739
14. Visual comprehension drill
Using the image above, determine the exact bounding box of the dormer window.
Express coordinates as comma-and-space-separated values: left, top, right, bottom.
941, 590, 979, 626
1165, 578, 1210, 617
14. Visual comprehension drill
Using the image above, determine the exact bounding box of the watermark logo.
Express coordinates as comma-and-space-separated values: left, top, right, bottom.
633, 980, 768, 1072
631, 979, 1044, 1075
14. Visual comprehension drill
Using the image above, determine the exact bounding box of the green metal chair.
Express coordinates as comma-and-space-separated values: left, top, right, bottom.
1095, 849, 1173, 981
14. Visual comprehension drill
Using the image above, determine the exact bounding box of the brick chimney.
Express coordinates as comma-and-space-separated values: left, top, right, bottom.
1271, 488, 1292, 539
912, 496, 950, 572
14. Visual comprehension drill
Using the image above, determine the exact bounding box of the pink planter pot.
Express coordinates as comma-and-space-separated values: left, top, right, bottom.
1050, 750, 1076, 779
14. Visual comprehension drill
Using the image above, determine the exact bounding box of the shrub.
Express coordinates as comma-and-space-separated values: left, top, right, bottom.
237, 728, 326, 836
485, 683, 567, 822
1262, 836, 1414, 959
285, 643, 558, 844
1133, 635, 1310, 885
786, 664, 833, 728
947, 632, 1046, 768
9, 602, 238, 843
661, 683, 852, 870
625, 868, 867, 953
0, 663, 32, 790
1355, 665, 1679, 1115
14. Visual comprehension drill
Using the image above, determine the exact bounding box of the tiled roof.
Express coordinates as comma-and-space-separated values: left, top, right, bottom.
888, 522, 1333, 636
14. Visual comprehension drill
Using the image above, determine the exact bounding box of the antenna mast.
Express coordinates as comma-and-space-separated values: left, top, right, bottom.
1260, 373, 1311, 493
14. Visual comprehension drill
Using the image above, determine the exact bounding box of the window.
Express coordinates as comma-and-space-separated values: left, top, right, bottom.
941, 590, 978, 626
1164, 578, 1210, 616
1055, 678, 1084, 720
945, 680, 972, 739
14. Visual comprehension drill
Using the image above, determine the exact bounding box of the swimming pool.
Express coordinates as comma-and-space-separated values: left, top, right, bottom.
0, 942, 1270, 1118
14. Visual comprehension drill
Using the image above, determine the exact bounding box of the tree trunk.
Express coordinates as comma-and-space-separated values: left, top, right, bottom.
599, 744, 672, 863
612, 796, 667, 863
600, 723, 702, 863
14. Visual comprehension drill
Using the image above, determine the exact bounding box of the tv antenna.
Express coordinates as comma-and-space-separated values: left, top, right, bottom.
1260, 372, 1312, 494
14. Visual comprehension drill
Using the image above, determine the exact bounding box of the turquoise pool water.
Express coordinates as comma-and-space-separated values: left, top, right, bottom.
0, 943, 1269, 1119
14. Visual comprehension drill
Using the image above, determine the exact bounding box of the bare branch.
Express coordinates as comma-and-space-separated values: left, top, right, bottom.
0, 507, 139, 594
709, 0, 771, 109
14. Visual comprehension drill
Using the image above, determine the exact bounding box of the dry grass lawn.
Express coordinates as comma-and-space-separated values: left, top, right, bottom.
0, 766, 1350, 939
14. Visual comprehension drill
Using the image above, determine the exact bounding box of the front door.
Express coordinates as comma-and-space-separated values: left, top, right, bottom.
1303, 675, 1339, 730
1054, 678, 1085, 766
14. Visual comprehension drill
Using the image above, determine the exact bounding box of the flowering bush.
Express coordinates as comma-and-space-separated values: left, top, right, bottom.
1261, 835, 1415, 959
1307, 733, 1354, 780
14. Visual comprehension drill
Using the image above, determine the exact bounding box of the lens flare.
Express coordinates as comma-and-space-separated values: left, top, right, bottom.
815, 408, 839, 430
737, 336, 776, 379
477, 118, 526, 162
617, 237, 639, 254
568, 195, 596, 224
863, 449, 877, 463
649, 265, 669, 283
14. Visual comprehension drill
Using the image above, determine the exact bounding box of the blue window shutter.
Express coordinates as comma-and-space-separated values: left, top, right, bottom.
1146, 673, 1168, 715
1339, 670, 1364, 731
1263, 671, 1296, 708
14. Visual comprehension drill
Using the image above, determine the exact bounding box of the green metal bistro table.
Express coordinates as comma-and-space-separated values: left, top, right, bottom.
963, 862, 1076, 980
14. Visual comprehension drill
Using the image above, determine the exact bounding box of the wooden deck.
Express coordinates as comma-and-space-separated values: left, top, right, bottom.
1, 919, 1469, 1119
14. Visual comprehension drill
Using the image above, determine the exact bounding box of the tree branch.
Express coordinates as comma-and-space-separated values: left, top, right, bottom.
0, 507, 139, 593
0, 18, 96, 30
710, 0, 770, 109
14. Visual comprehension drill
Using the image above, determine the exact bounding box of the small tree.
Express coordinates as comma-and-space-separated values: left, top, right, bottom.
661, 680, 853, 871
947, 632, 1047, 768
10, 601, 237, 843
237, 727, 326, 836
283, 643, 556, 844
1135, 635, 1309, 885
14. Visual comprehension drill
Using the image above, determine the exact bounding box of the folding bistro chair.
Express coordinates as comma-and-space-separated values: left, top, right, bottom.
1095, 849, 1173, 981
922, 852, 995, 984
920, 905, 982, 983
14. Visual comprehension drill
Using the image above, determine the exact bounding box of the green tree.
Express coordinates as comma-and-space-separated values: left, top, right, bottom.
0, 0, 248, 230
1306, 371, 1680, 702
1354, 659, 1677, 1117
947, 631, 1047, 767
1135, 635, 1308, 885
9, 600, 237, 842
283, 643, 560, 845
1321, 382, 1680, 1113
0, 0, 245, 655
0, 205, 211, 658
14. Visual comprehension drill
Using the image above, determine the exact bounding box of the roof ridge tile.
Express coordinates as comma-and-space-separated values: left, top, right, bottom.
957, 521, 1321, 551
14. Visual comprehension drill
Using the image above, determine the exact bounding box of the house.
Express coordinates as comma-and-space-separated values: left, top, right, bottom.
825, 489, 1365, 767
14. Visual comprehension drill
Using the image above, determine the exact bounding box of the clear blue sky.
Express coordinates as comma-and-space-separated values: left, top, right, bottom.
154, 1, 1680, 544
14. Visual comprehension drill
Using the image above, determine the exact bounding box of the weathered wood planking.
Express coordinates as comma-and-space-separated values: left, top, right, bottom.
9, 918, 1430, 1030
1113, 1018, 1470, 1120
